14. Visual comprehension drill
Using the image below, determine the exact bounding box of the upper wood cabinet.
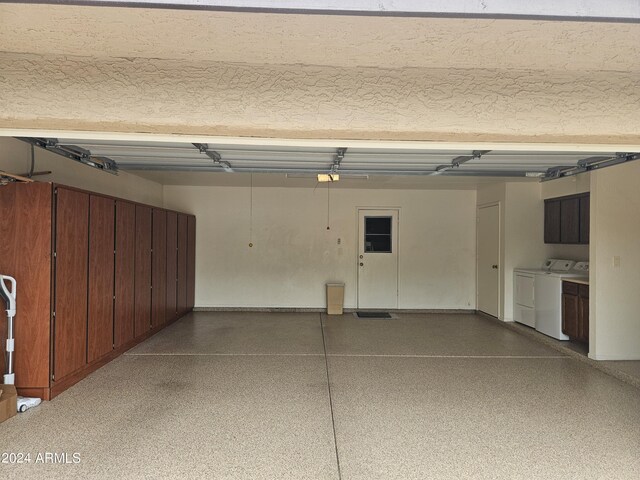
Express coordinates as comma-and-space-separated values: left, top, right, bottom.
544, 193, 590, 245
579, 195, 590, 244
544, 200, 561, 244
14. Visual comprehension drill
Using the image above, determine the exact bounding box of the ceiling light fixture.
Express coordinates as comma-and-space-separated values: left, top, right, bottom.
318, 173, 339, 182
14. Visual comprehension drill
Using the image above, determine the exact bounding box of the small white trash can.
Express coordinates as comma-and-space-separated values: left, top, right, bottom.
326, 283, 345, 315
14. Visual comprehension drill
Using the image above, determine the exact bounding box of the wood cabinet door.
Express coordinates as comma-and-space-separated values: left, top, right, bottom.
187, 215, 196, 310
0, 182, 52, 390
134, 205, 152, 338
152, 209, 167, 329
579, 195, 590, 244
87, 195, 115, 363
560, 197, 580, 244
54, 187, 89, 381
114, 201, 136, 348
166, 211, 178, 322
544, 200, 561, 244
177, 214, 188, 315
562, 293, 579, 339
578, 285, 590, 343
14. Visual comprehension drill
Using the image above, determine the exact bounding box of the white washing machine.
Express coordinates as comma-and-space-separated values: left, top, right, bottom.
513, 260, 589, 339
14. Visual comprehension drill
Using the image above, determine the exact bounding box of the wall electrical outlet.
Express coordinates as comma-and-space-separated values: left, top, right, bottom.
337, 238, 341, 245
613, 256, 621, 268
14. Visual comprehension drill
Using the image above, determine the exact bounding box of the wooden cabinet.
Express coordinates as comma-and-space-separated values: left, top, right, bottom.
579, 195, 590, 244
152, 209, 167, 329
578, 284, 589, 342
166, 211, 178, 323
560, 197, 580, 244
87, 195, 115, 363
53, 187, 89, 382
177, 214, 188, 315
114, 201, 136, 348
544, 193, 589, 244
562, 281, 589, 343
134, 205, 152, 338
187, 215, 196, 310
0, 182, 52, 398
544, 200, 561, 244
0, 181, 195, 400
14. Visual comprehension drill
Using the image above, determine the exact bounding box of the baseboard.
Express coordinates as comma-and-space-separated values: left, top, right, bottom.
588, 353, 640, 361
194, 306, 475, 314
15, 387, 50, 401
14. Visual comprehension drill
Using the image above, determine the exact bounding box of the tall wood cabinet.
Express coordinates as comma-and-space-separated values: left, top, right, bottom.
134, 205, 153, 339
152, 209, 167, 329
87, 195, 115, 364
166, 211, 178, 323
0, 182, 195, 400
114, 201, 136, 348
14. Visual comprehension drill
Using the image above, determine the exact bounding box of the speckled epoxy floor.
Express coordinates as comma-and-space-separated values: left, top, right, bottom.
1, 312, 639, 480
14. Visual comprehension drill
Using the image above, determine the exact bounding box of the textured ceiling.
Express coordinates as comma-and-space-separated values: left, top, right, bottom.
1, 4, 639, 72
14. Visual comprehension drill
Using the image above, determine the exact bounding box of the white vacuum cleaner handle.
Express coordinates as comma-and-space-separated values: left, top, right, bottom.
0, 275, 16, 317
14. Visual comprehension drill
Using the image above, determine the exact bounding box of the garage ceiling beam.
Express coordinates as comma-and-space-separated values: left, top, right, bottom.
31, 1, 640, 23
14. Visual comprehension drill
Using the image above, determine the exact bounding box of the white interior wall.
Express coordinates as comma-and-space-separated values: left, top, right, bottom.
0, 137, 163, 205
164, 185, 477, 309
589, 161, 640, 360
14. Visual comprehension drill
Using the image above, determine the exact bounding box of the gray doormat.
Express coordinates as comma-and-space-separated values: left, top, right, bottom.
356, 311, 392, 319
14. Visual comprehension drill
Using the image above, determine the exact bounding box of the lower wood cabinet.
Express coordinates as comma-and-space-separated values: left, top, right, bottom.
0, 181, 195, 400
562, 281, 589, 343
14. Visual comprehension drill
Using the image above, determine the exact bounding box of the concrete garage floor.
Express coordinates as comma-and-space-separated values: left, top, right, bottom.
2, 312, 640, 480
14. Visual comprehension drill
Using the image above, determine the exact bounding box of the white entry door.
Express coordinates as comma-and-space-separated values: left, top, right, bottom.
477, 204, 500, 317
357, 209, 399, 309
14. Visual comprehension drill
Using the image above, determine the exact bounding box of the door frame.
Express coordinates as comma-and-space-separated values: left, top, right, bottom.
476, 201, 502, 319
356, 207, 401, 309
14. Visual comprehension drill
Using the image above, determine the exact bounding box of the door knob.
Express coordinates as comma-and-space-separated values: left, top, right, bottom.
492, 265, 498, 269
359, 255, 363, 259
359, 263, 364, 267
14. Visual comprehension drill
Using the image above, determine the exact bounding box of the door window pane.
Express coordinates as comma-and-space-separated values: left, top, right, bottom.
364, 216, 392, 253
